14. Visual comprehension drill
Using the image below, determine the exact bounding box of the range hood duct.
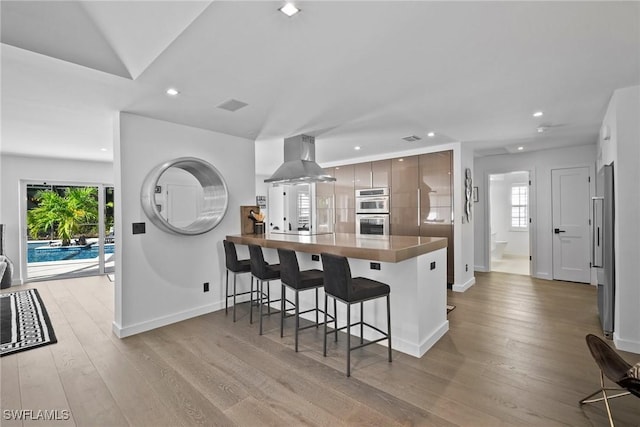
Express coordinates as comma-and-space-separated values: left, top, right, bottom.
264, 134, 336, 184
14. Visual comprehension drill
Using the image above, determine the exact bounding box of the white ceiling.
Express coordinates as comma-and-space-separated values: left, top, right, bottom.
2, 1, 639, 174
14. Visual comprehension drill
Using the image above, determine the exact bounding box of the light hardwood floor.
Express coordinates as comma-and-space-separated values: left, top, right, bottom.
2, 272, 639, 426
490, 254, 530, 276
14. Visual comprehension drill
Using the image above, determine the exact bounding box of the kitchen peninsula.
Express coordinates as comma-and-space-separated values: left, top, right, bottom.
226, 232, 448, 357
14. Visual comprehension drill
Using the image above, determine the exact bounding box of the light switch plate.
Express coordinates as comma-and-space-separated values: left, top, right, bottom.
132, 222, 146, 234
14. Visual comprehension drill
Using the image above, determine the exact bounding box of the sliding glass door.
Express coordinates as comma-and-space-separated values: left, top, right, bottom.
104, 186, 115, 274
24, 182, 114, 281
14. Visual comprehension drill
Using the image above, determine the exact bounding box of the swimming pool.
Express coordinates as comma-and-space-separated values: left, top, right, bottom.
27, 241, 115, 263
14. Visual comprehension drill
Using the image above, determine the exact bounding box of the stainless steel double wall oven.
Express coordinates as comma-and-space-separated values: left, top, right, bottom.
355, 188, 390, 236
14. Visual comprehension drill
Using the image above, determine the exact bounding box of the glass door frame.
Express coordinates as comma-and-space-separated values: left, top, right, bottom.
19, 179, 114, 282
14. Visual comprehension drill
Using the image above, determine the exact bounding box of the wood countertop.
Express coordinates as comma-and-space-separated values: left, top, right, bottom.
225, 233, 447, 263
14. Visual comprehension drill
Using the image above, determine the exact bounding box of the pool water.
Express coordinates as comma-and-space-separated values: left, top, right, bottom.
27, 241, 115, 263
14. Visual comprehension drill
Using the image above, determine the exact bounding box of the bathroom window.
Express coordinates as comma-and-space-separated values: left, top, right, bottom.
511, 184, 528, 230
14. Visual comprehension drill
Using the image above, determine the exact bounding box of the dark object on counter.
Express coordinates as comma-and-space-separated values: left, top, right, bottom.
247, 209, 265, 234
223, 240, 253, 322
320, 253, 392, 377
580, 334, 640, 425
248, 245, 281, 334
240, 205, 260, 235
253, 222, 264, 235
277, 248, 327, 352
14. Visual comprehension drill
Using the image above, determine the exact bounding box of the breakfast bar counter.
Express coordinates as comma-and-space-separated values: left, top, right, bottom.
225, 232, 449, 358
226, 232, 447, 263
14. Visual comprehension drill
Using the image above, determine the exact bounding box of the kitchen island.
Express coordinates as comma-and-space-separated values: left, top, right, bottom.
226, 233, 448, 358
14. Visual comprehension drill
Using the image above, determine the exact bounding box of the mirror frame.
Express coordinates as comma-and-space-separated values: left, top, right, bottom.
141, 157, 229, 235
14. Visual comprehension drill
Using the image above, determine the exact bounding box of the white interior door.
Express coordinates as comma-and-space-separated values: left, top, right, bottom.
552, 167, 591, 283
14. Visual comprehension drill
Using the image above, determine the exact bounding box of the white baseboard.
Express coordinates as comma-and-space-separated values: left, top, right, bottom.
417, 321, 449, 357
112, 301, 224, 338
452, 276, 475, 292
474, 265, 489, 273
613, 332, 640, 355
534, 272, 552, 280
389, 321, 449, 358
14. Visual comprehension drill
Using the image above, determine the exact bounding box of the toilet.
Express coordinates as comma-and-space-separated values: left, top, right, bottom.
491, 232, 508, 259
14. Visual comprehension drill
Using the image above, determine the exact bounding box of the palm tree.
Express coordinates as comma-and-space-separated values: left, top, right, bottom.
65, 187, 98, 239
27, 187, 98, 246
27, 191, 64, 241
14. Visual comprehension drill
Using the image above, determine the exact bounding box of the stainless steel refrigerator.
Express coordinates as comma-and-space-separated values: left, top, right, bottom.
592, 163, 615, 338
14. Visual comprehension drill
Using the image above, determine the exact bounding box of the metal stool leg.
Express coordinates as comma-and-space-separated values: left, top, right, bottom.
267, 283, 271, 315
323, 294, 328, 357
250, 276, 255, 324
315, 288, 319, 327
387, 294, 392, 362
259, 280, 264, 335
280, 284, 285, 338
225, 270, 229, 314
232, 273, 238, 322
295, 290, 300, 352
347, 302, 351, 377
360, 301, 364, 345
334, 298, 338, 342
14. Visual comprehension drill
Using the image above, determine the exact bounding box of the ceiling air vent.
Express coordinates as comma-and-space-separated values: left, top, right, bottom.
402, 135, 422, 142
217, 99, 248, 112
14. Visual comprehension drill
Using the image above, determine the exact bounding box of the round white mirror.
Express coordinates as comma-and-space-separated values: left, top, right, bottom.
141, 157, 228, 235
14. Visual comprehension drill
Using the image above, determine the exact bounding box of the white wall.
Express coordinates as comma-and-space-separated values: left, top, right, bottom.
489, 171, 530, 257
474, 144, 596, 279
0, 154, 113, 284
455, 144, 475, 291
599, 85, 640, 354
114, 113, 255, 337
255, 174, 270, 201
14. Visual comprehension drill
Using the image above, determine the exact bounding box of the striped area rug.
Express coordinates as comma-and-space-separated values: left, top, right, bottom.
0, 288, 57, 357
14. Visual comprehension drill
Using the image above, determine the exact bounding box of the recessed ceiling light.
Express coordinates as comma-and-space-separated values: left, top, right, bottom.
279, 3, 300, 17
427, 132, 435, 137
517, 146, 524, 151
533, 111, 543, 117
166, 88, 179, 96
100, 148, 107, 152
537, 126, 546, 133
354, 146, 361, 150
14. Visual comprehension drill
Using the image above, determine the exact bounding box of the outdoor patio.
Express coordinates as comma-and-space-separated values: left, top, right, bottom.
28, 254, 114, 281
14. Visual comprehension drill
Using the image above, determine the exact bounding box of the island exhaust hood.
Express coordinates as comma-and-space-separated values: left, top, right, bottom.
264, 134, 336, 184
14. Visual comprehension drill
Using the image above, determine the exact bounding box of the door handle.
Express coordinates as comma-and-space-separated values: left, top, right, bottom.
554, 228, 566, 234
417, 188, 421, 227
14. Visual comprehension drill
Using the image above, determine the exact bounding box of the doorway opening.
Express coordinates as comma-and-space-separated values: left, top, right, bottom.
23, 182, 115, 281
489, 171, 531, 276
